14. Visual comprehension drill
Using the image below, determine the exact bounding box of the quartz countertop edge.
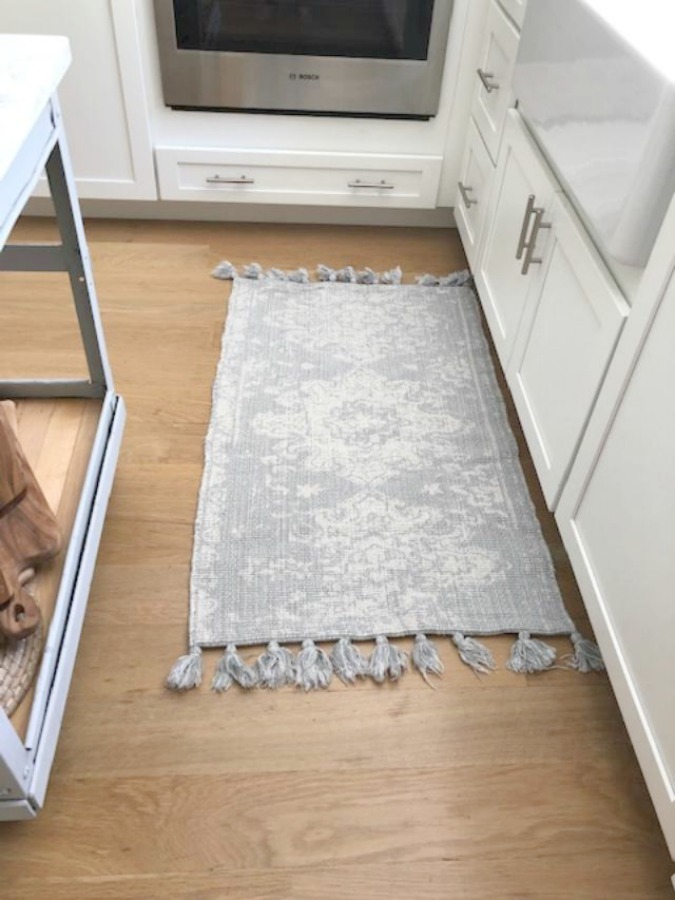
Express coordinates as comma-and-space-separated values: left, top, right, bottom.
0, 34, 72, 182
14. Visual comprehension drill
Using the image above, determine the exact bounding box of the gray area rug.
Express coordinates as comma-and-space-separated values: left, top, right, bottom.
168, 266, 602, 692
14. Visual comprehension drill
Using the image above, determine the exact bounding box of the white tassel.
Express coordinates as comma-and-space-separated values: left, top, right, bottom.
380, 266, 402, 285
211, 653, 234, 693
257, 640, 296, 688
316, 264, 337, 282
242, 262, 264, 279
506, 632, 556, 674
166, 646, 203, 692
335, 265, 358, 283
568, 632, 604, 673
368, 635, 409, 683
357, 267, 378, 284
287, 267, 309, 283
415, 273, 440, 286
330, 637, 368, 684
452, 633, 496, 675
412, 633, 444, 685
267, 267, 288, 281
295, 639, 333, 691
211, 260, 238, 280
211, 644, 259, 692
439, 269, 472, 286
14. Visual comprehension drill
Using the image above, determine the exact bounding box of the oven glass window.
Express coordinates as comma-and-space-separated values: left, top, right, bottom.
173, 1, 437, 60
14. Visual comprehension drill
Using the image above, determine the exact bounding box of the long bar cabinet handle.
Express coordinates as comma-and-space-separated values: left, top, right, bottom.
458, 181, 477, 208
516, 195, 536, 260
521, 206, 552, 275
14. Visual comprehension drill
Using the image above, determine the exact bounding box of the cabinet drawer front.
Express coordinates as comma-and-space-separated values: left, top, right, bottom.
509, 193, 629, 507
155, 148, 442, 209
497, 0, 528, 30
471, 0, 520, 164
455, 118, 494, 268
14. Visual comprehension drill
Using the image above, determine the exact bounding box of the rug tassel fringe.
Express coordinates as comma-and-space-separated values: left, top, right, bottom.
212, 643, 259, 692
166, 646, 203, 692
317, 264, 357, 283
412, 633, 444, 685
211, 260, 238, 280
242, 262, 264, 279
257, 640, 296, 689
330, 637, 368, 684
452, 633, 496, 676
295, 639, 333, 691
568, 632, 605, 673
317, 264, 401, 285
415, 269, 472, 287
212, 261, 466, 287
369, 635, 409, 683
267, 267, 288, 281
506, 631, 557, 674
380, 266, 402, 285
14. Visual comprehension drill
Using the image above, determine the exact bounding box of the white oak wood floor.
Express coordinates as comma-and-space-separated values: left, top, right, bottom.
0, 218, 671, 898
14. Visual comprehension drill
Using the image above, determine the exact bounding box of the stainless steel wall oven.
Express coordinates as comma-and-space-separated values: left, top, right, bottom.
153, 0, 454, 118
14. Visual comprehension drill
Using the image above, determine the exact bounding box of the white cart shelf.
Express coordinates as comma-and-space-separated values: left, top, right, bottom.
0, 35, 125, 819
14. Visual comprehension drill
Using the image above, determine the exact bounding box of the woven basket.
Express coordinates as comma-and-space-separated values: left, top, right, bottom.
0, 609, 43, 718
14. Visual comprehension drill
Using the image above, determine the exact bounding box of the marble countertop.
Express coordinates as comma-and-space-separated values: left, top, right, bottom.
0, 34, 71, 182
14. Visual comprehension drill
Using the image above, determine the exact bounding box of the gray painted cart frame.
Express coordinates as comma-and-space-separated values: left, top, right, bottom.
0, 95, 125, 820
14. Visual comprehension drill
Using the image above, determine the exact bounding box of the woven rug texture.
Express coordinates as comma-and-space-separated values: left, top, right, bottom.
168, 270, 601, 691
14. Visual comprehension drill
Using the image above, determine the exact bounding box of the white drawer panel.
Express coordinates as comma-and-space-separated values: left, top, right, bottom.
454, 117, 494, 269
471, 0, 520, 164
155, 148, 442, 209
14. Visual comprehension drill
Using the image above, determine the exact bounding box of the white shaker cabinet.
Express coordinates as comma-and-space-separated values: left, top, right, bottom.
471, 0, 520, 164
454, 118, 495, 266
474, 111, 555, 370
556, 260, 675, 859
0, 0, 156, 200
473, 112, 629, 509
454, 0, 523, 269
508, 193, 628, 507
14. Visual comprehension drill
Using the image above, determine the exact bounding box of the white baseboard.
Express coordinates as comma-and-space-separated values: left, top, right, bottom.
24, 197, 457, 228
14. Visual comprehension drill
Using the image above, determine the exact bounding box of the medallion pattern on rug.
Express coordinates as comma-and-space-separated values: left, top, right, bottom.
189, 279, 574, 649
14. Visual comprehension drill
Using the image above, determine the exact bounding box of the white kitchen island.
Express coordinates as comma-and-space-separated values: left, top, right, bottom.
0, 34, 125, 820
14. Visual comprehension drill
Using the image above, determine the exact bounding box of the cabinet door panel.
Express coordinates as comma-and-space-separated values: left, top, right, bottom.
471, 0, 520, 163
475, 112, 555, 368
0, 0, 155, 200
454, 118, 494, 268
557, 272, 675, 857
509, 194, 628, 507
498, 0, 528, 29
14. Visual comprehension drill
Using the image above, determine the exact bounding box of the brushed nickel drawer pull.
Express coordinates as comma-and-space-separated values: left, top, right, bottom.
348, 179, 395, 190
458, 181, 477, 208
521, 206, 552, 275
477, 68, 500, 92
205, 174, 255, 184
516, 194, 536, 260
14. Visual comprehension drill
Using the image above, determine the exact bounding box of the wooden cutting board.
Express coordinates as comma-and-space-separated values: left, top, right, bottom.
0, 401, 62, 640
